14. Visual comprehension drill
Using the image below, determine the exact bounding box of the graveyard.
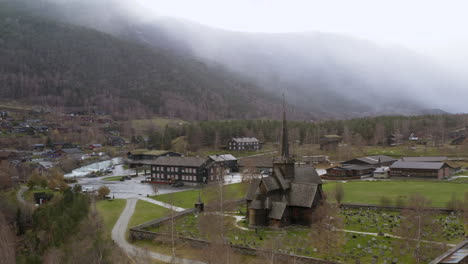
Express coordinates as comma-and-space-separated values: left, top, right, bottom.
139, 206, 466, 263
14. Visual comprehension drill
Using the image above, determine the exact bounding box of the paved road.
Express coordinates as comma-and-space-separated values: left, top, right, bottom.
112, 198, 205, 264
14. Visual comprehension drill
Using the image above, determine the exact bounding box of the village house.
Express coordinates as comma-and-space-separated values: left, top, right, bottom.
128, 149, 182, 161
146, 157, 213, 185
238, 156, 274, 174
54, 148, 84, 160
32, 144, 45, 151
107, 136, 126, 147
245, 102, 324, 227
88, 144, 103, 150
207, 154, 238, 172
390, 161, 453, 180
227, 137, 260, 151
387, 133, 404, 146
319, 134, 341, 151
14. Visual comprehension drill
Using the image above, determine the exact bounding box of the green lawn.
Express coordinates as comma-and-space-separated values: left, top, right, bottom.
102, 176, 123, 181
95, 199, 127, 234
323, 181, 468, 207
128, 200, 172, 228
150, 183, 248, 209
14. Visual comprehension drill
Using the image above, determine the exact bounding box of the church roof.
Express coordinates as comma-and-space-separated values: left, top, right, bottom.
289, 183, 319, 207
294, 166, 322, 184
245, 179, 260, 201
268, 202, 287, 220
261, 177, 281, 192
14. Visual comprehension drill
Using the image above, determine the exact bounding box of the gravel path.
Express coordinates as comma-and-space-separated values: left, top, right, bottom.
112, 198, 205, 264
138, 197, 186, 212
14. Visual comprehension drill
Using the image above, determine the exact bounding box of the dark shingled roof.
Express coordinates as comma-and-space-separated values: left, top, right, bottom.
268, 202, 287, 220
261, 177, 281, 192
249, 200, 263, 209
390, 161, 448, 170
144, 157, 207, 167
294, 167, 322, 184
289, 183, 318, 208
343, 155, 397, 165
401, 156, 447, 162
245, 179, 260, 201
238, 157, 273, 168
273, 167, 290, 190
60, 148, 83, 154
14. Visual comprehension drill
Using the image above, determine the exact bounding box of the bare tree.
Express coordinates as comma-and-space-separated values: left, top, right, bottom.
309, 201, 344, 259
334, 182, 345, 205
0, 212, 15, 264
393, 194, 446, 264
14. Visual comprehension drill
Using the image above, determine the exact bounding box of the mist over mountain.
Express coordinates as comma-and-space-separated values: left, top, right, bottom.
2, 0, 466, 119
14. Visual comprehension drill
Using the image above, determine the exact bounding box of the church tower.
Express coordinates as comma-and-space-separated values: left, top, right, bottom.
274, 94, 295, 179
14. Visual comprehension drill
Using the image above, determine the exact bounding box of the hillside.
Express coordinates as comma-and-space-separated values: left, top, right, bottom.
0, 3, 286, 120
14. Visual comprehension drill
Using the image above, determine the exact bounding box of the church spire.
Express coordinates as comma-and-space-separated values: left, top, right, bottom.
280, 93, 289, 159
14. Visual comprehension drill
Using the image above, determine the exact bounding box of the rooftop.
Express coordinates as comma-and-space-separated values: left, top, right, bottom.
140, 156, 207, 167
232, 137, 259, 143
390, 161, 449, 170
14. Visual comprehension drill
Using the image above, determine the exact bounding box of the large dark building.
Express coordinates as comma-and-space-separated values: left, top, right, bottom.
228, 137, 260, 151
147, 157, 214, 186
342, 155, 397, 167
245, 101, 323, 227
390, 161, 453, 180
207, 154, 238, 172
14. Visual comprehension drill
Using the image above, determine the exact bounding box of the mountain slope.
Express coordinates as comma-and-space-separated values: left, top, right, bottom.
0, 3, 285, 120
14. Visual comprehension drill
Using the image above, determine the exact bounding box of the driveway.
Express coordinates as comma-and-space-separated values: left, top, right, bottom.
112, 198, 205, 264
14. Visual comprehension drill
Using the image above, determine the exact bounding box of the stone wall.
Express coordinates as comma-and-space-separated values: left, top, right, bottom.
341, 202, 453, 213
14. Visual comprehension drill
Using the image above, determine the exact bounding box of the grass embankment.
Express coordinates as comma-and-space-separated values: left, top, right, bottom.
150, 182, 248, 209
95, 199, 127, 234
128, 200, 172, 228
323, 181, 468, 207
102, 176, 123, 181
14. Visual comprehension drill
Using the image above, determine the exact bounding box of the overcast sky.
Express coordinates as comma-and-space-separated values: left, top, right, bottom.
134, 0, 468, 59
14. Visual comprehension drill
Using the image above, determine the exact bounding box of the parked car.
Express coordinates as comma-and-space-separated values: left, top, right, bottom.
172, 181, 184, 187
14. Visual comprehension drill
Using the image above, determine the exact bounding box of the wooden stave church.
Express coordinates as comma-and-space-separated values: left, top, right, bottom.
245, 99, 324, 227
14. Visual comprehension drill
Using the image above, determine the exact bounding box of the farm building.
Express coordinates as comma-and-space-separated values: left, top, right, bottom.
400, 156, 447, 162
342, 155, 397, 167
390, 161, 453, 180
319, 135, 341, 151
302, 155, 329, 164
207, 154, 238, 172
227, 137, 260, 151
373, 167, 390, 179
128, 149, 181, 161
245, 103, 323, 227
323, 164, 375, 180
238, 156, 274, 174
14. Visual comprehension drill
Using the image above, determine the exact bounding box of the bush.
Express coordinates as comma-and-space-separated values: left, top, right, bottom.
380, 196, 392, 206
97, 186, 110, 199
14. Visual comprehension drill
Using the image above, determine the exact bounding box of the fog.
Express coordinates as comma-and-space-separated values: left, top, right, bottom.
8, 0, 468, 115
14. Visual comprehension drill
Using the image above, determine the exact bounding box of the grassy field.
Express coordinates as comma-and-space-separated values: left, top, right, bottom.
95, 199, 127, 234
149, 208, 460, 264
323, 180, 468, 207
128, 200, 172, 228
102, 176, 123, 181
150, 183, 248, 209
